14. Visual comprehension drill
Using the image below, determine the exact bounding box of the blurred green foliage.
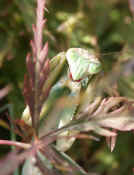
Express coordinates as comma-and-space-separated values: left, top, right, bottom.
1, 0, 134, 174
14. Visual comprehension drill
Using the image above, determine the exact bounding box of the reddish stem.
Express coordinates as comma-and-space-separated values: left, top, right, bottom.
0, 140, 31, 149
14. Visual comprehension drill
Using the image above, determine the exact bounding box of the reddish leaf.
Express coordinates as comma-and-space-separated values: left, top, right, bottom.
26, 53, 35, 86
39, 59, 50, 91
39, 41, 48, 69
106, 129, 117, 152
0, 149, 34, 175
90, 97, 134, 132
23, 74, 34, 117
128, 0, 134, 17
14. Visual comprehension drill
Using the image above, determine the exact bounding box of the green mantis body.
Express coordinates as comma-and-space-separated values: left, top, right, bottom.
22, 48, 102, 151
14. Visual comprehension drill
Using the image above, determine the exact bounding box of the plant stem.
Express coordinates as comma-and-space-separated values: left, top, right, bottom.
0, 140, 31, 149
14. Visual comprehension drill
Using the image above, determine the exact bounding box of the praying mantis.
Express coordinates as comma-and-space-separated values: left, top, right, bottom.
22, 48, 102, 151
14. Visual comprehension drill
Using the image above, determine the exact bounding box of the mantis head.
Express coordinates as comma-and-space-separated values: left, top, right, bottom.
66, 48, 102, 81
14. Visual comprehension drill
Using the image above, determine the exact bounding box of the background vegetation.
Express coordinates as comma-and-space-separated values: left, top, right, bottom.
1, 0, 134, 174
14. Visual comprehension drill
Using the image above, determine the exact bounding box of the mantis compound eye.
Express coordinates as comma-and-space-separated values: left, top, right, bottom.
88, 60, 102, 74
66, 48, 102, 81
